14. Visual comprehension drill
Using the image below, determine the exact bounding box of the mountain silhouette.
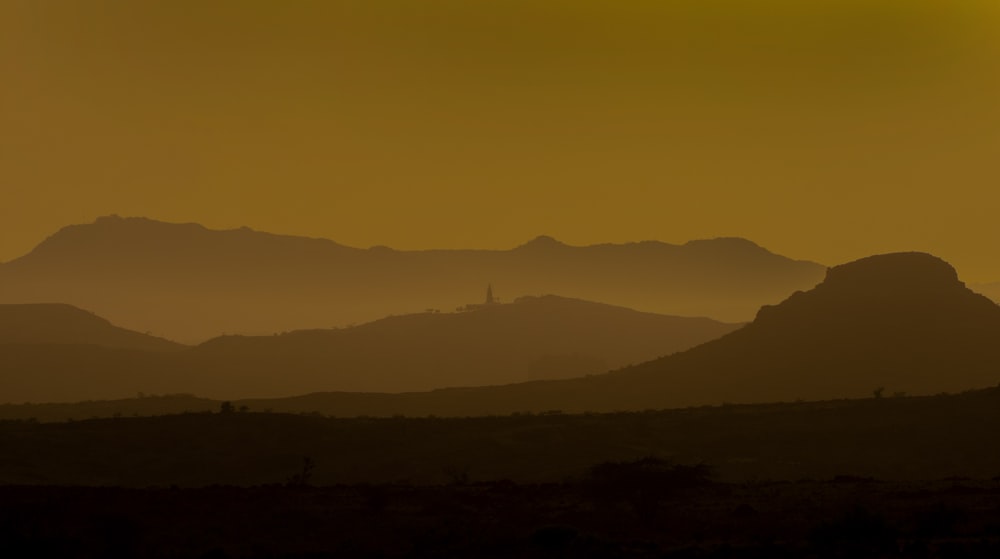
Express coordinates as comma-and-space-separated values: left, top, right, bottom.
224, 252, 1000, 417
610, 252, 1000, 406
0, 295, 738, 402
971, 281, 1000, 306
0, 216, 823, 342
0, 303, 183, 352
184, 295, 740, 394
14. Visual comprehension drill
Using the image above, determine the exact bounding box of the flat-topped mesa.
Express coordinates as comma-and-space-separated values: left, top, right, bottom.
752, 251, 987, 325
820, 252, 963, 294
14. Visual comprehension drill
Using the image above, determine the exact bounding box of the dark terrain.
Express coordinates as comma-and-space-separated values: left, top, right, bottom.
4, 477, 1000, 558
3, 389, 1000, 558
3, 388, 999, 486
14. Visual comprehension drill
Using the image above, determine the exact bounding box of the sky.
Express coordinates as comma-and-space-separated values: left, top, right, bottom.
3, 1, 999, 280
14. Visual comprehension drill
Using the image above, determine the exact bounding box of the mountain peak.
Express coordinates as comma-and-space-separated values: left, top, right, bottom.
515, 235, 567, 250
12, 216, 351, 268
817, 252, 963, 298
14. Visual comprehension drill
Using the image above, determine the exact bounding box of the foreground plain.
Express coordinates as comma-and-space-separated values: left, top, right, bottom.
3, 477, 1000, 558
3, 388, 1000, 486
4, 387, 1000, 558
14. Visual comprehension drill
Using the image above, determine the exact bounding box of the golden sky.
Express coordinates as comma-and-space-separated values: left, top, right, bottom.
3, 1, 999, 280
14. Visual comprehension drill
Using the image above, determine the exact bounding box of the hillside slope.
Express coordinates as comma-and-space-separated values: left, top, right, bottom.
0, 303, 183, 352
234, 252, 1000, 416
0, 296, 738, 402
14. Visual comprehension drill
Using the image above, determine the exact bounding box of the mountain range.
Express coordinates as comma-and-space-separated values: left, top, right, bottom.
217, 252, 1000, 417
4, 218, 997, 418
0, 215, 824, 343
0, 296, 738, 402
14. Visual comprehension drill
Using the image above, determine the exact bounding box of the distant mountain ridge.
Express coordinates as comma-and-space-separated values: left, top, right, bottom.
0, 295, 739, 402
221, 252, 1000, 417
0, 216, 824, 342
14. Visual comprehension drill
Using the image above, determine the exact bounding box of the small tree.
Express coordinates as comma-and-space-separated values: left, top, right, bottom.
219, 401, 235, 414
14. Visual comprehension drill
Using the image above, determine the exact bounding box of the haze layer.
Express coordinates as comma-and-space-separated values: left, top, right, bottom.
3, 1, 999, 279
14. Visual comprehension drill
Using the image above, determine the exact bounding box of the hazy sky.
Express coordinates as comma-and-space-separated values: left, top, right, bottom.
3, 1, 999, 279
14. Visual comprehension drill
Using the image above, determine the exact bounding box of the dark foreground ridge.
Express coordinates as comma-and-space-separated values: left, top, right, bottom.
3, 477, 999, 558
3, 389, 1000, 557
3, 387, 1000, 486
